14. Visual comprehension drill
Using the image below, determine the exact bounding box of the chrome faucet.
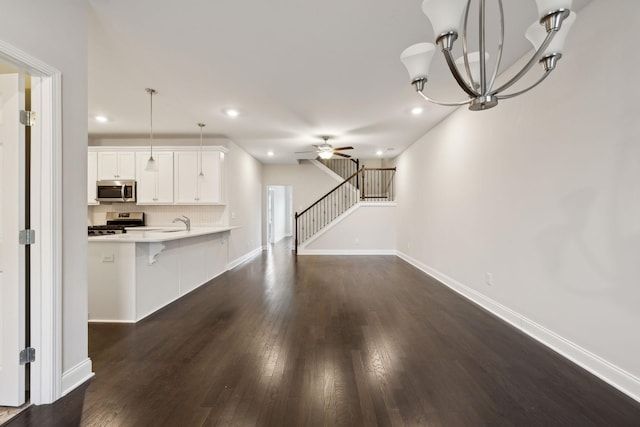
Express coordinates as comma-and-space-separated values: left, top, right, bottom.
172, 215, 191, 231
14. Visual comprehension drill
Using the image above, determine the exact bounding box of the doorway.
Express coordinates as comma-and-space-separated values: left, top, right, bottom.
266, 185, 292, 246
0, 39, 64, 407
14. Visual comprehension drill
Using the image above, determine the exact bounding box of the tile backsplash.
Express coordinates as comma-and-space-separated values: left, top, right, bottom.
89, 203, 226, 226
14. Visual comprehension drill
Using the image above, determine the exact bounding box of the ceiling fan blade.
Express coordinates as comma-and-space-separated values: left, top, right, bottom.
333, 152, 351, 158
294, 150, 317, 154
333, 146, 354, 151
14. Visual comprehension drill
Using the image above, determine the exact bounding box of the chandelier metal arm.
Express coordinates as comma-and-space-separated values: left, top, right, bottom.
461, 0, 474, 89
491, 26, 557, 96
416, 87, 471, 107
479, 0, 488, 95
495, 69, 553, 100
486, 0, 505, 95
442, 48, 479, 97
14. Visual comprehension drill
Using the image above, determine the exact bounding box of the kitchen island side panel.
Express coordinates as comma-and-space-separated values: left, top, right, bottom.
135, 240, 181, 321
88, 243, 136, 322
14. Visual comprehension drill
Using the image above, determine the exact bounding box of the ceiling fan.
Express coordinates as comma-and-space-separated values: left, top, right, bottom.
295, 136, 354, 159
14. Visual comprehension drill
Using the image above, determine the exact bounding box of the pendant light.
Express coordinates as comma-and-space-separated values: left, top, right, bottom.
197, 123, 205, 176
144, 88, 158, 171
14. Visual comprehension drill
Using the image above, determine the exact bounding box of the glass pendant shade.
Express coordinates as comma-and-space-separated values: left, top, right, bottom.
526, 11, 576, 56
455, 51, 490, 88
144, 157, 157, 172
318, 151, 333, 160
400, 43, 436, 83
422, 0, 467, 38
534, 0, 573, 18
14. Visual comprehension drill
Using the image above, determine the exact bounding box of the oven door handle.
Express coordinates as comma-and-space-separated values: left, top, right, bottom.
121, 184, 126, 201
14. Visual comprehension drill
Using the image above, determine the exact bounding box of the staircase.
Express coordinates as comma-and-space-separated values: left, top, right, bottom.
318, 158, 360, 181
294, 165, 396, 254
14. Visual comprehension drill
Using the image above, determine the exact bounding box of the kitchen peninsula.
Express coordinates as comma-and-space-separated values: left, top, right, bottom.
88, 226, 237, 322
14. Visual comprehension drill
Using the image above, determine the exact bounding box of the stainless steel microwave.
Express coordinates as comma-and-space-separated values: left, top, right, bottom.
96, 180, 137, 203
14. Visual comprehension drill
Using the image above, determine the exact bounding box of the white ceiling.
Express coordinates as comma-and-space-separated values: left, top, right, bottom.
88, 0, 590, 164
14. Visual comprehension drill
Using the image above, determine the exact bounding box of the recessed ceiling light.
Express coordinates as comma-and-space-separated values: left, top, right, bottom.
267, 151, 274, 157
376, 150, 384, 156
95, 115, 108, 123
224, 108, 240, 118
410, 107, 423, 115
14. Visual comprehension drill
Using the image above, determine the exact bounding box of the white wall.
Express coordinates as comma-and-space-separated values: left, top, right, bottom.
301, 203, 397, 254
394, 1, 640, 399
215, 138, 263, 265
0, 0, 89, 384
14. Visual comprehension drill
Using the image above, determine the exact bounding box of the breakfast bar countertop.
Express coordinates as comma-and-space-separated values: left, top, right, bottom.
88, 225, 239, 243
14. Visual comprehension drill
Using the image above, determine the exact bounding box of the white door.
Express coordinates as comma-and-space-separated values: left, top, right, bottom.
0, 73, 26, 406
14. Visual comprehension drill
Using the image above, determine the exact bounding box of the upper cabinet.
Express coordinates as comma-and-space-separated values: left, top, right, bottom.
135, 151, 174, 204
87, 151, 98, 205
174, 150, 225, 205
88, 146, 226, 206
97, 151, 136, 180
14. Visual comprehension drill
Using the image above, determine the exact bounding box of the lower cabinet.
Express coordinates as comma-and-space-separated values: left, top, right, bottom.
88, 232, 229, 322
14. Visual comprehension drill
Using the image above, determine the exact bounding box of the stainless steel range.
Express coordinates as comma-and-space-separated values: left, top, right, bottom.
88, 212, 145, 236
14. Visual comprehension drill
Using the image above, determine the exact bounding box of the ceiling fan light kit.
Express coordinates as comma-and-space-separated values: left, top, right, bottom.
400, 0, 576, 111
294, 136, 354, 159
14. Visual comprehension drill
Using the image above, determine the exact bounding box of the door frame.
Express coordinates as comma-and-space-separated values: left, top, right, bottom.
0, 40, 63, 404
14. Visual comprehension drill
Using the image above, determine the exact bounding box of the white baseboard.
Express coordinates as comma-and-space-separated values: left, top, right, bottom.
88, 319, 135, 324
298, 249, 396, 256
227, 246, 263, 270
60, 358, 94, 398
396, 251, 640, 403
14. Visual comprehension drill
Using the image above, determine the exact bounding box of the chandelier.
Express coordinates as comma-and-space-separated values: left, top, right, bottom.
400, 0, 576, 111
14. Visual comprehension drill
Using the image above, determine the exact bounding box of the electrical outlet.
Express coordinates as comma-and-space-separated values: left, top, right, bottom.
485, 272, 493, 286
231, 212, 236, 219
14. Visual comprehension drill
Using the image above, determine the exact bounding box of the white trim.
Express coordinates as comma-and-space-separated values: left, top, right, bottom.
60, 359, 94, 398
396, 251, 640, 403
0, 40, 63, 404
88, 319, 135, 324
298, 249, 396, 256
227, 246, 263, 270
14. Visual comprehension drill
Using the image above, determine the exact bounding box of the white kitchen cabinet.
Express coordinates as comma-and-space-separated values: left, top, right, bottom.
97, 151, 136, 180
174, 150, 225, 204
87, 151, 98, 205
135, 151, 174, 204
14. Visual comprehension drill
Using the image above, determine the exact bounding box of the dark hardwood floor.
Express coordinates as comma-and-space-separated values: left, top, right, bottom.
6, 239, 640, 426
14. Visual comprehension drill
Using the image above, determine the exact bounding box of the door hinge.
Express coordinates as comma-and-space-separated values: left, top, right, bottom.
19, 229, 36, 245
19, 347, 36, 365
20, 110, 36, 127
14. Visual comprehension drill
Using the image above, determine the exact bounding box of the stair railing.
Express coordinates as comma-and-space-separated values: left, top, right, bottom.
294, 166, 396, 254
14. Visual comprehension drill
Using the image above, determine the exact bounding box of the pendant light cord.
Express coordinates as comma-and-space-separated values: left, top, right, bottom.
145, 88, 157, 162
149, 89, 154, 159
198, 123, 205, 176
